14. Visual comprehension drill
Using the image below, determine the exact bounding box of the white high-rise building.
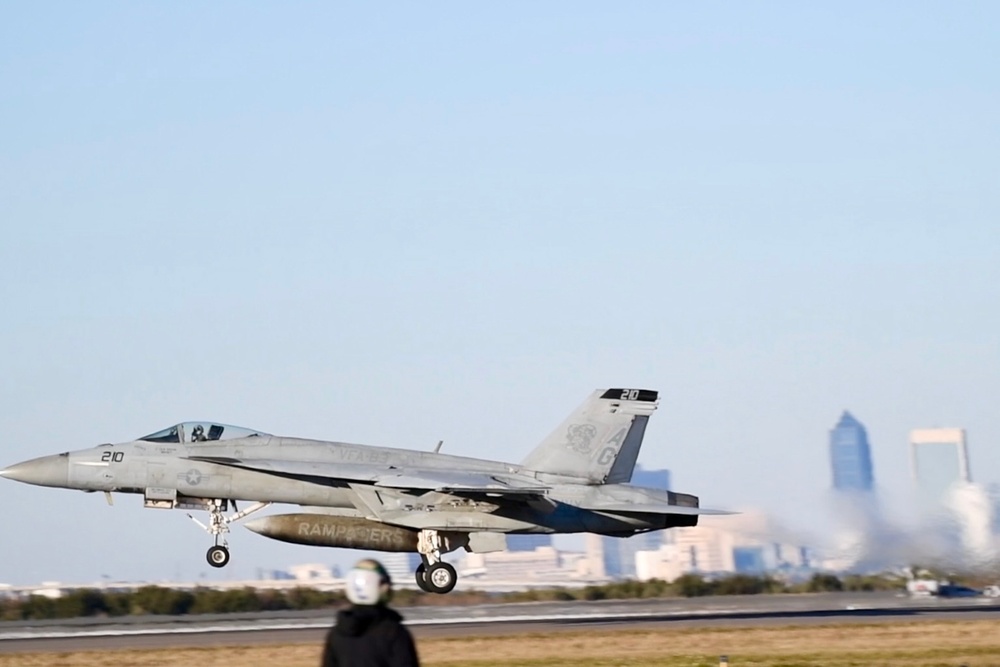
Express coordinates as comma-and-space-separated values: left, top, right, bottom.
910, 428, 971, 518
907, 427, 997, 564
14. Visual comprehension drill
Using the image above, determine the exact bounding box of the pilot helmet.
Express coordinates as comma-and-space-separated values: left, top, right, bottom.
345, 559, 392, 605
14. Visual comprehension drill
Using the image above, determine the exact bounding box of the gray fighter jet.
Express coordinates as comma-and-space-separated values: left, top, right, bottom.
1, 388, 723, 593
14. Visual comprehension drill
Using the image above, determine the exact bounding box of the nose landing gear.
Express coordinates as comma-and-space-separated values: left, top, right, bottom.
187, 499, 271, 568
207, 544, 230, 567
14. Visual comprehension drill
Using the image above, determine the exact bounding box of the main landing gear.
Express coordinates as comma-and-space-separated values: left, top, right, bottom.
187, 499, 271, 568
414, 529, 458, 594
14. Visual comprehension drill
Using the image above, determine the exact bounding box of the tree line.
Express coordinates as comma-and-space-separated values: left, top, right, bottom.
500, 572, 904, 602
0, 586, 345, 621
0, 572, 911, 621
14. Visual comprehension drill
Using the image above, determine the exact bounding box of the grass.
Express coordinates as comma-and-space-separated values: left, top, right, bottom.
4, 620, 1000, 667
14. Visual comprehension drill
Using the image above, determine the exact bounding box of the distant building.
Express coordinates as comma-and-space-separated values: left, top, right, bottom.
667, 519, 737, 574
506, 534, 553, 551
601, 533, 664, 578
631, 465, 671, 491
584, 533, 607, 579
910, 428, 971, 514
732, 546, 767, 574
461, 546, 589, 583
599, 465, 670, 578
829, 411, 874, 492
288, 563, 336, 581
379, 552, 422, 585
634, 512, 811, 580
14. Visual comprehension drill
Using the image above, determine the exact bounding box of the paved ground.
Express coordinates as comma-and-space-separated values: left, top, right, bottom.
2, 593, 998, 653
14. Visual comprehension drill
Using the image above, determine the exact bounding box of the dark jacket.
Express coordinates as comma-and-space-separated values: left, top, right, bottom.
321, 604, 420, 667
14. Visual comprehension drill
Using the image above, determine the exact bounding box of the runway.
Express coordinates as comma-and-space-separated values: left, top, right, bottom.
2, 592, 998, 653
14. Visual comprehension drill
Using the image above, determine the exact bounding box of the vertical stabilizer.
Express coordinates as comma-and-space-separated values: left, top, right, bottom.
520, 388, 658, 483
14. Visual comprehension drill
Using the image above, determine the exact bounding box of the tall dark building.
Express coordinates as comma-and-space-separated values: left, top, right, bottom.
829, 411, 874, 492
631, 465, 671, 491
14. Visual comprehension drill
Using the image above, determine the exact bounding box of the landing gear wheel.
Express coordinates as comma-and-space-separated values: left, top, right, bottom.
207, 545, 230, 568
414, 563, 433, 593
425, 562, 457, 594
186, 501, 271, 572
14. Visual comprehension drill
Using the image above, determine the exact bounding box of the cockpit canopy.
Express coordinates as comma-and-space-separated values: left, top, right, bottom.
139, 422, 269, 444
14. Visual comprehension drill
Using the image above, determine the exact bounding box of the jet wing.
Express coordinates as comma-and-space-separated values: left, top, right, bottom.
185, 456, 545, 494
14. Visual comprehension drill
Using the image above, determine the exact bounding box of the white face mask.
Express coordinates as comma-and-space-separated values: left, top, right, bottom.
346, 567, 390, 605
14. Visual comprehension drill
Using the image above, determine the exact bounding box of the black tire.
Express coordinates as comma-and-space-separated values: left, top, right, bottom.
207, 545, 230, 568
425, 562, 457, 594
414, 563, 433, 593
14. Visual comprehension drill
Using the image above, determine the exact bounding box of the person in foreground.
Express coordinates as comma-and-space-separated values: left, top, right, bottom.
321, 558, 420, 667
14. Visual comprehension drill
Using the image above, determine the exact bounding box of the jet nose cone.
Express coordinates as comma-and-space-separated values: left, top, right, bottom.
1, 454, 70, 488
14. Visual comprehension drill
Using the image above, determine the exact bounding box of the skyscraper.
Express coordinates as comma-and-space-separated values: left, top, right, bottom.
829, 411, 874, 492
910, 427, 971, 507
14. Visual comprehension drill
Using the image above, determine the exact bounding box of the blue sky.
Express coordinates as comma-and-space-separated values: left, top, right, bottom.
1, 2, 998, 584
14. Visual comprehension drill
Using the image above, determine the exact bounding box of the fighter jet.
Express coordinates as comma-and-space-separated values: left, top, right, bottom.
1, 388, 723, 593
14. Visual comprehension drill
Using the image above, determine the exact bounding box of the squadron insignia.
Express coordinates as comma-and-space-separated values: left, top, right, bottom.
564, 424, 598, 455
